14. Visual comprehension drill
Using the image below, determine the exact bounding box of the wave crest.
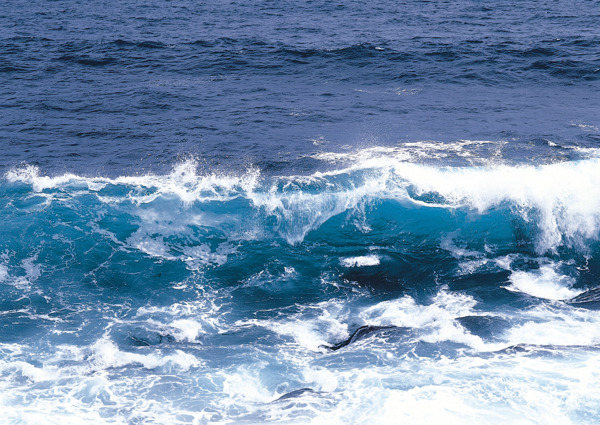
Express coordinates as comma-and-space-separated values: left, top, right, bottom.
4, 154, 600, 254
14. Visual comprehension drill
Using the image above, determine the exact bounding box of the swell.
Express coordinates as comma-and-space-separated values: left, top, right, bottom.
3, 35, 599, 81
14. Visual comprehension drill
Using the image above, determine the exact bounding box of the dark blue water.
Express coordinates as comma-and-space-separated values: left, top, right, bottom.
2, 0, 600, 175
2, 1, 600, 424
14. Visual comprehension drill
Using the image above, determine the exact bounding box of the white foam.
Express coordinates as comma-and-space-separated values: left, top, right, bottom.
571, 122, 600, 132
495, 254, 516, 270
225, 319, 600, 425
397, 159, 600, 253
303, 367, 339, 393
240, 301, 349, 352
126, 226, 236, 268
353, 284, 600, 350
0, 359, 59, 382
1, 256, 42, 291
3, 296, 600, 424
168, 319, 205, 342
311, 140, 504, 166
126, 232, 175, 260
456, 258, 489, 275
248, 175, 388, 244
5, 160, 259, 204
359, 291, 477, 328
311, 146, 412, 163
359, 291, 489, 350
440, 233, 482, 258
135, 298, 225, 337
504, 304, 600, 347
89, 338, 200, 371
507, 264, 584, 300
243, 291, 489, 353
182, 243, 236, 269
5, 164, 80, 192
219, 364, 274, 404
265, 317, 348, 352
0, 264, 8, 282
0, 341, 207, 425
297, 352, 598, 425
311, 152, 600, 251
143, 318, 205, 343
340, 255, 380, 267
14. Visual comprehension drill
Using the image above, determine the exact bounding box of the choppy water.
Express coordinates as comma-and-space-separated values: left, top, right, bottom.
2, 1, 600, 424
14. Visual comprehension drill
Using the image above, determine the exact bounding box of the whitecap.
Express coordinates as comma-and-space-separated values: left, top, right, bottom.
506, 263, 584, 300
340, 255, 380, 267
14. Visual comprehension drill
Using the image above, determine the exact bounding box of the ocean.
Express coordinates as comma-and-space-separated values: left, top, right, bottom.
1, 1, 600, 424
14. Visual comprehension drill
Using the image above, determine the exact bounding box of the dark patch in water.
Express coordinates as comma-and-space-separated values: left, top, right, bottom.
322, 325, 400, 351
569, 287, 600, 309
274, 388, 315, 402
128, 332, 175, 347
457, 315, 510, 339
342, 269, 406, 293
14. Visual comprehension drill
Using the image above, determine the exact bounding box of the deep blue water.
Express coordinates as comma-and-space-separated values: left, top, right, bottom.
2, 1, 600, 424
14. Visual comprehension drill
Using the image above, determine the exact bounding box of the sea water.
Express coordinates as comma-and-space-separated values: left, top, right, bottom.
1, 1, 600, 424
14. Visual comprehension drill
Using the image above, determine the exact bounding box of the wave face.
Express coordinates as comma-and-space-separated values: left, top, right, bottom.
2, 153, 600, 423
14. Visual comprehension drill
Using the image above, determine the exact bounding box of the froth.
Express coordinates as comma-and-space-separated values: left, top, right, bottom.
504, 304, 600, 347
90, 338, 200, 370
359, 291, 489, 350
297, 352, 600, 425
5, 160, 259, 204
506, 263, 584, 300
340, 255, 380, 267
238, 301, 349, 352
